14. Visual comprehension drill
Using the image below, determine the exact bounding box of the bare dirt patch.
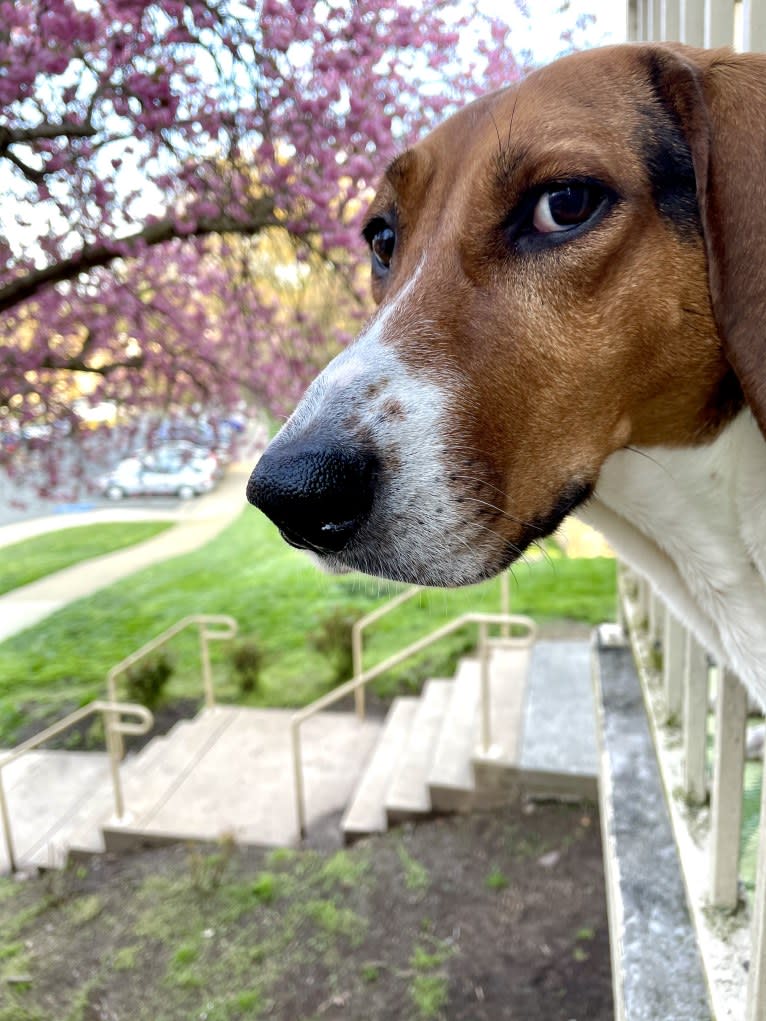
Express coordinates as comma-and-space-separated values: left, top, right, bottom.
0, 802, 612, 1021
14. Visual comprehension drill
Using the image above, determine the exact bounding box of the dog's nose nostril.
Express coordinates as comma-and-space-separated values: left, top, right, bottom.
246, 443, 378, 554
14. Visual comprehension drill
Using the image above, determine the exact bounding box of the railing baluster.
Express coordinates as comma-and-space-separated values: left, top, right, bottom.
663, 611, 685, 723
743, 0, 766, 49
705, 0, 736, 46
680, 0, 706, 45
636, 577, 650, 629
683, 632, 709, 804
649, 591, 665, 650
661, 0, 682, 38
709, 667, 747, 908
746, 768, 766, 1019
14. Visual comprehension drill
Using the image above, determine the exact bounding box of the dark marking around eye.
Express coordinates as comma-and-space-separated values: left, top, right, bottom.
642, 60, 702, 239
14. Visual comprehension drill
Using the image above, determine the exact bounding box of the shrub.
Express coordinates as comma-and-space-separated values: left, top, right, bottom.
124, 654, 173, 710
310, 606, 358, 684
229, 638, 265, 695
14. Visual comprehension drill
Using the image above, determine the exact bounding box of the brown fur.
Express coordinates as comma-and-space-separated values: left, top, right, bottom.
362, 43, 766, 547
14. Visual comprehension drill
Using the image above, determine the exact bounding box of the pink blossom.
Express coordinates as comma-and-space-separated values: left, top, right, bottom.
0, 0, 585, 487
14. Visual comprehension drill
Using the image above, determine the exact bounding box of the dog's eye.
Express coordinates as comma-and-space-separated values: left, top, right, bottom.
532, 185, 604, 233
363, 219, 396, 274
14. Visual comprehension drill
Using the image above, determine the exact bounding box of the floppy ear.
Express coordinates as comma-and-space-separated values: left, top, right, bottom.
646, 44, 766, 439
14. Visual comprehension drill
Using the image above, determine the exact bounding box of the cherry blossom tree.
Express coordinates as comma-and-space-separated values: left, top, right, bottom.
0, 0, 589, 474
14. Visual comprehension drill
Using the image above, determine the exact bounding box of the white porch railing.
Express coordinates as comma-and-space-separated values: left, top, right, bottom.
627, 0, 766, 50
621, 10, 766, 1021
618, 564, 765, 1020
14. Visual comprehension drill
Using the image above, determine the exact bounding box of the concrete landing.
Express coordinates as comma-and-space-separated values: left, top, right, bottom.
517, 640, 598, 798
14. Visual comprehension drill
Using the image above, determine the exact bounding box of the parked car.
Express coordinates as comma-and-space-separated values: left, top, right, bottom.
149, 441, 222, 478
100, 446, 218, 500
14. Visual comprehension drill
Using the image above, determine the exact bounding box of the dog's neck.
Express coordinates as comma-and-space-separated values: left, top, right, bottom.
578, 409, 766, 703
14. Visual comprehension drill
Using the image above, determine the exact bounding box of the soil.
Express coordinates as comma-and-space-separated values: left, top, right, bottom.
0, 802, 613, 1021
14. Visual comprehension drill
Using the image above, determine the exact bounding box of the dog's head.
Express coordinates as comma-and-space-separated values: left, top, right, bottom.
247, 43, 766, 586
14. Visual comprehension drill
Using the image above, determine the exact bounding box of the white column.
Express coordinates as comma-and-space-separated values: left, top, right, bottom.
681, 0, 706, 43
743, 0, 766, 50
663, 612, 685, 722
683, 632, 709, 804
662, 0, 682, 38
705, 0, 736, 46
709, 669, 747, 908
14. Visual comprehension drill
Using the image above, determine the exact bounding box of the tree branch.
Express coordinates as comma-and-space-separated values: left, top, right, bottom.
40, 353, 145, 376
0, 121, 98, 149
0, 198, 277, 314
4, 147, 47, 184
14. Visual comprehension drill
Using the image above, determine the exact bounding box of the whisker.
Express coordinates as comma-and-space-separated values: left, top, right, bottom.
461, 494, 542, 533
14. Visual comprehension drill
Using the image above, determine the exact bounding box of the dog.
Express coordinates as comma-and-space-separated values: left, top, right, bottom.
247, 43, 766, 705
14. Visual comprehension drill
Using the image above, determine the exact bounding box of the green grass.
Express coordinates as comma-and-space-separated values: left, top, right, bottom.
0, 522, 172, 597
0, 508, 616, 743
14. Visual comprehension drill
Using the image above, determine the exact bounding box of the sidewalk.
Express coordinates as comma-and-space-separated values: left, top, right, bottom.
0, 465, 251, 644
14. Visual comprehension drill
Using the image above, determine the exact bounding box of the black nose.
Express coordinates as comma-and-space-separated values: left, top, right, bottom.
246, 441, 378, 554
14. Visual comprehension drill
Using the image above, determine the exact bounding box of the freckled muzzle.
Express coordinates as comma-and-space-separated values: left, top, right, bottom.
246, 438, 379, 554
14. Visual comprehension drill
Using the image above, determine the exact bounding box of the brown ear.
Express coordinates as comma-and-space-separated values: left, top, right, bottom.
645, 44, 766, 438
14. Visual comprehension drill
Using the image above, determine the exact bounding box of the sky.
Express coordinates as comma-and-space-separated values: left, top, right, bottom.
479, 0, 628, 64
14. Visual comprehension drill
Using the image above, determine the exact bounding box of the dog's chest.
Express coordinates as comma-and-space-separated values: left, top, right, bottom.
580, 410, 766, 702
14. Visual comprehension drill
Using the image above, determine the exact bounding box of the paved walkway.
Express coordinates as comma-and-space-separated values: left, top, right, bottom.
0, 462, 252, 644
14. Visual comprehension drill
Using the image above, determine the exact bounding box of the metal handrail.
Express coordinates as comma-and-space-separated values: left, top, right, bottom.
351, 585, 422, 717
291, 610, 536, 836
106, 614, 237, 756
0, 700, 153, 873
350, 572, 512, 717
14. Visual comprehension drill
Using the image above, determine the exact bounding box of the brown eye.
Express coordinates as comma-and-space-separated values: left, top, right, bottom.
533, 185, 603, 233
363, 221, 396, 273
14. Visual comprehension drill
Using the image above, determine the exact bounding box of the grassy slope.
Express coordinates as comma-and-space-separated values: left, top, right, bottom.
0, 509, 615, 738
0, 522, 172, 597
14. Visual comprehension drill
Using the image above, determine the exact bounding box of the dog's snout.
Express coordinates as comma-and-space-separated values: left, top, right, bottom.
246, 441, 378, 554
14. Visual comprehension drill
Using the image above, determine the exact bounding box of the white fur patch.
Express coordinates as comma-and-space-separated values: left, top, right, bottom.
274, 260, 490, 586
579, 410, 766, 705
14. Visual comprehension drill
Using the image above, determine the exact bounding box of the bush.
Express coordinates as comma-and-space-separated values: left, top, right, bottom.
310, 606, 358, 685
124, 653, 173, 710
229, 638, 265, 695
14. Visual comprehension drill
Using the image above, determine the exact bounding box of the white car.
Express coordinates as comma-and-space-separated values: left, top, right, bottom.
101, 447, 217, 500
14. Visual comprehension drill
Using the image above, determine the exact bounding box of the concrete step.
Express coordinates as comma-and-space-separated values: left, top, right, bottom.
385, 680, 452, 824
0, 751, 110, 872
468, 644, 531, 807
102, 705, 241, 849
427, 659, 481, 812
105, 707, 382, 850
56, 735, 177, 866
26, 730, 190, 868
516, 640, 598, 799
341, 697, 419, 841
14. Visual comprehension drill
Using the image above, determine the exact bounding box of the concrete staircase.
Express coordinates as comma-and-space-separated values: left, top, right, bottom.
342, 640, 598, 842
0, 639, 597, 873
